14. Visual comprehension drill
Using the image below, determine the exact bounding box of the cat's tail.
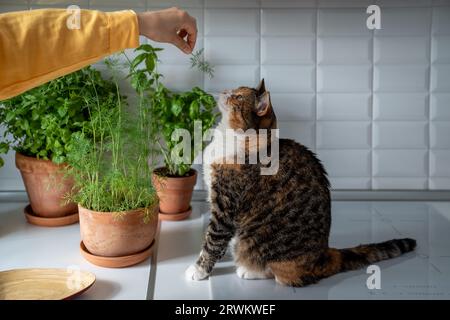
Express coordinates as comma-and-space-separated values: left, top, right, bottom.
269, 238, 416, 287
334, 238, 416, 272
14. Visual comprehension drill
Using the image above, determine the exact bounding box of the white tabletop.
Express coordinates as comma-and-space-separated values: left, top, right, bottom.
3, 200, 450, 300
0, 202, 154, 300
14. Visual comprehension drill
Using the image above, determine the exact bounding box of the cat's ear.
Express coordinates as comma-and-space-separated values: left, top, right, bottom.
255, 91, 272, 117
256, 79, 266, 96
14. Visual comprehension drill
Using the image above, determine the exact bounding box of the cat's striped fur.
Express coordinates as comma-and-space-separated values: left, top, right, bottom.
186, 79, 416, 286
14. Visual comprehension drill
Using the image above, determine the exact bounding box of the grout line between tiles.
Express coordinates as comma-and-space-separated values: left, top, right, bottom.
202, 0, 206, 92
314, 6, 319, 152
259, 0, 262, 83
371, 18, 375, 190
427, 7, 434, 264
428, 7, 434, 190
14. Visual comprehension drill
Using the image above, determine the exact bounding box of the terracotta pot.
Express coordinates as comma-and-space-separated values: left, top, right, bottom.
15, 152, 77, 218
152, 168, 197, 219
79, 205, 158, 257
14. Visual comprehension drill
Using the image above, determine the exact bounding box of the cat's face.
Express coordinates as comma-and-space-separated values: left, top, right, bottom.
218, 79, 276, 131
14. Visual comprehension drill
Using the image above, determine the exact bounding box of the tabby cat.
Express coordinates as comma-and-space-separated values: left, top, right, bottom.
185, 79, 416, 287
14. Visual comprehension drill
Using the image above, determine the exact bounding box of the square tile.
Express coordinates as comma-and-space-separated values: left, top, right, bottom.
317, 121, 371, 149
375, 7, 431, 36
373, 150, 428, 177
432, 36, 450, 64
429, 178, 450, 189
433, 0, 450, 5
158, 64, 202, 91
374, 36, 430, 65
262, 65, 315, 93
375, 0, 432, 6
90, 0, 144, 8
430, 150, 450, 177
0, 4, 29, 12
318, 65, 371, 92
318, 8, 372, 36
205, 8, 259, 36
149, 37, 202, 65
374, 93, 428, 121
431, 121, 450, 149
319, 0, 372, 7
205, 65, 259, 92
331, 220, 372, 247
317, 93, 371, 120
331, 201, 374, 220
433, 7, 450, 35
261, 0, 317, 7
279, 121, 315, 150
270, 93, 315, 121
374, 202, 430, 221
431, 93, 450, 120
374, 65, 429, 92
373, 177, 429, 189
0, 0, 27, 4
431, 64, 450, 92
262, 37, 316, 65
373, 121, 428, 149
317, 149, 371, 177
204, 0, 259, 8
318, 36, 372, 65
262, 8, 316, 36
204, 37, 259, 65
31, 0, 88, 6
329, 177, 372, 189
148, 0, 203, 7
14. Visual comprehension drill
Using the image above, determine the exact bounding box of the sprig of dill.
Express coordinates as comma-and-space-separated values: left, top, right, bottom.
190, 48, 215, 78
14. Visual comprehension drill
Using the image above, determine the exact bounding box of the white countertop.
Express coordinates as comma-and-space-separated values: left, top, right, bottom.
2, 200, 450, 300
0, 202, 154, 300
154, 201, 450, 300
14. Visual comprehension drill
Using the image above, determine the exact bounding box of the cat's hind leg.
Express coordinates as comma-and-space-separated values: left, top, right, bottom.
268, 250, 340, 287
236, 265, 274, 280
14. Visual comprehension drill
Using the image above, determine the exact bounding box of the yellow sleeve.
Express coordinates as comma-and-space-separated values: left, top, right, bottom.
0, 9, 139, 101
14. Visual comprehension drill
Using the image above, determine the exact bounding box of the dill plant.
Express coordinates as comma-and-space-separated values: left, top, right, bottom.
66, 57, 158, 216
126, 45, 218, 177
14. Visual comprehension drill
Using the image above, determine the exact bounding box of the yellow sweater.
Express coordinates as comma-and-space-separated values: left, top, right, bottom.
0, 9, 139, 101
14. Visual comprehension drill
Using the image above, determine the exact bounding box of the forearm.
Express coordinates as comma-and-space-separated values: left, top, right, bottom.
196, 214, 234, 274
0, 9, 139, 101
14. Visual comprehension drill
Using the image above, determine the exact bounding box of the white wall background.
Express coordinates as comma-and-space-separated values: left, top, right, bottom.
1, 0, 450, 191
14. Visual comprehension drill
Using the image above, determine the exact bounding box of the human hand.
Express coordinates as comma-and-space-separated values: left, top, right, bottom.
137, 7, 197, 54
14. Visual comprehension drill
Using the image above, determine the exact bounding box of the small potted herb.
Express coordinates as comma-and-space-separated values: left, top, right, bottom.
128, 45, 218, 221
66, 58, 159, 267
0, 68, 112, 226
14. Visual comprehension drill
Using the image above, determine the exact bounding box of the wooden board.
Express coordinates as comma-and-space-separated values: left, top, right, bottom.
0, 268, 95, 300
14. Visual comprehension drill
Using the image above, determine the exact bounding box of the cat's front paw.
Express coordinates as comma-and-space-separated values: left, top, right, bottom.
185, 264, 209, 281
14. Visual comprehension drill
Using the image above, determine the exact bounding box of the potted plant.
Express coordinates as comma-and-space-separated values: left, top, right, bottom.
66, 58, 159, 267
127, 45, 218, 221
0, 67, 113, 227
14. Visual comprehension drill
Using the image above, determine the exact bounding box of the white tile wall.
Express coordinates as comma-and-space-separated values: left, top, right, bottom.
1, 0, 450, 191
430, 4, 450, 189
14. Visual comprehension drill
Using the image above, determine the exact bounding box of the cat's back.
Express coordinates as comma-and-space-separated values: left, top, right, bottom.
210, 138, 330, 204
274, 138, 329, 186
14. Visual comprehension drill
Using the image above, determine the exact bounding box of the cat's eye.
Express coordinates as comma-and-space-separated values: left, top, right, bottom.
235, 95, 243, 101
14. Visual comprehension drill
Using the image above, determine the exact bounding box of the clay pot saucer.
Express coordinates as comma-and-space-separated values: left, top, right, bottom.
159, 206, 192, 221
24, 205, 79, 227
80, 240, 156, 268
